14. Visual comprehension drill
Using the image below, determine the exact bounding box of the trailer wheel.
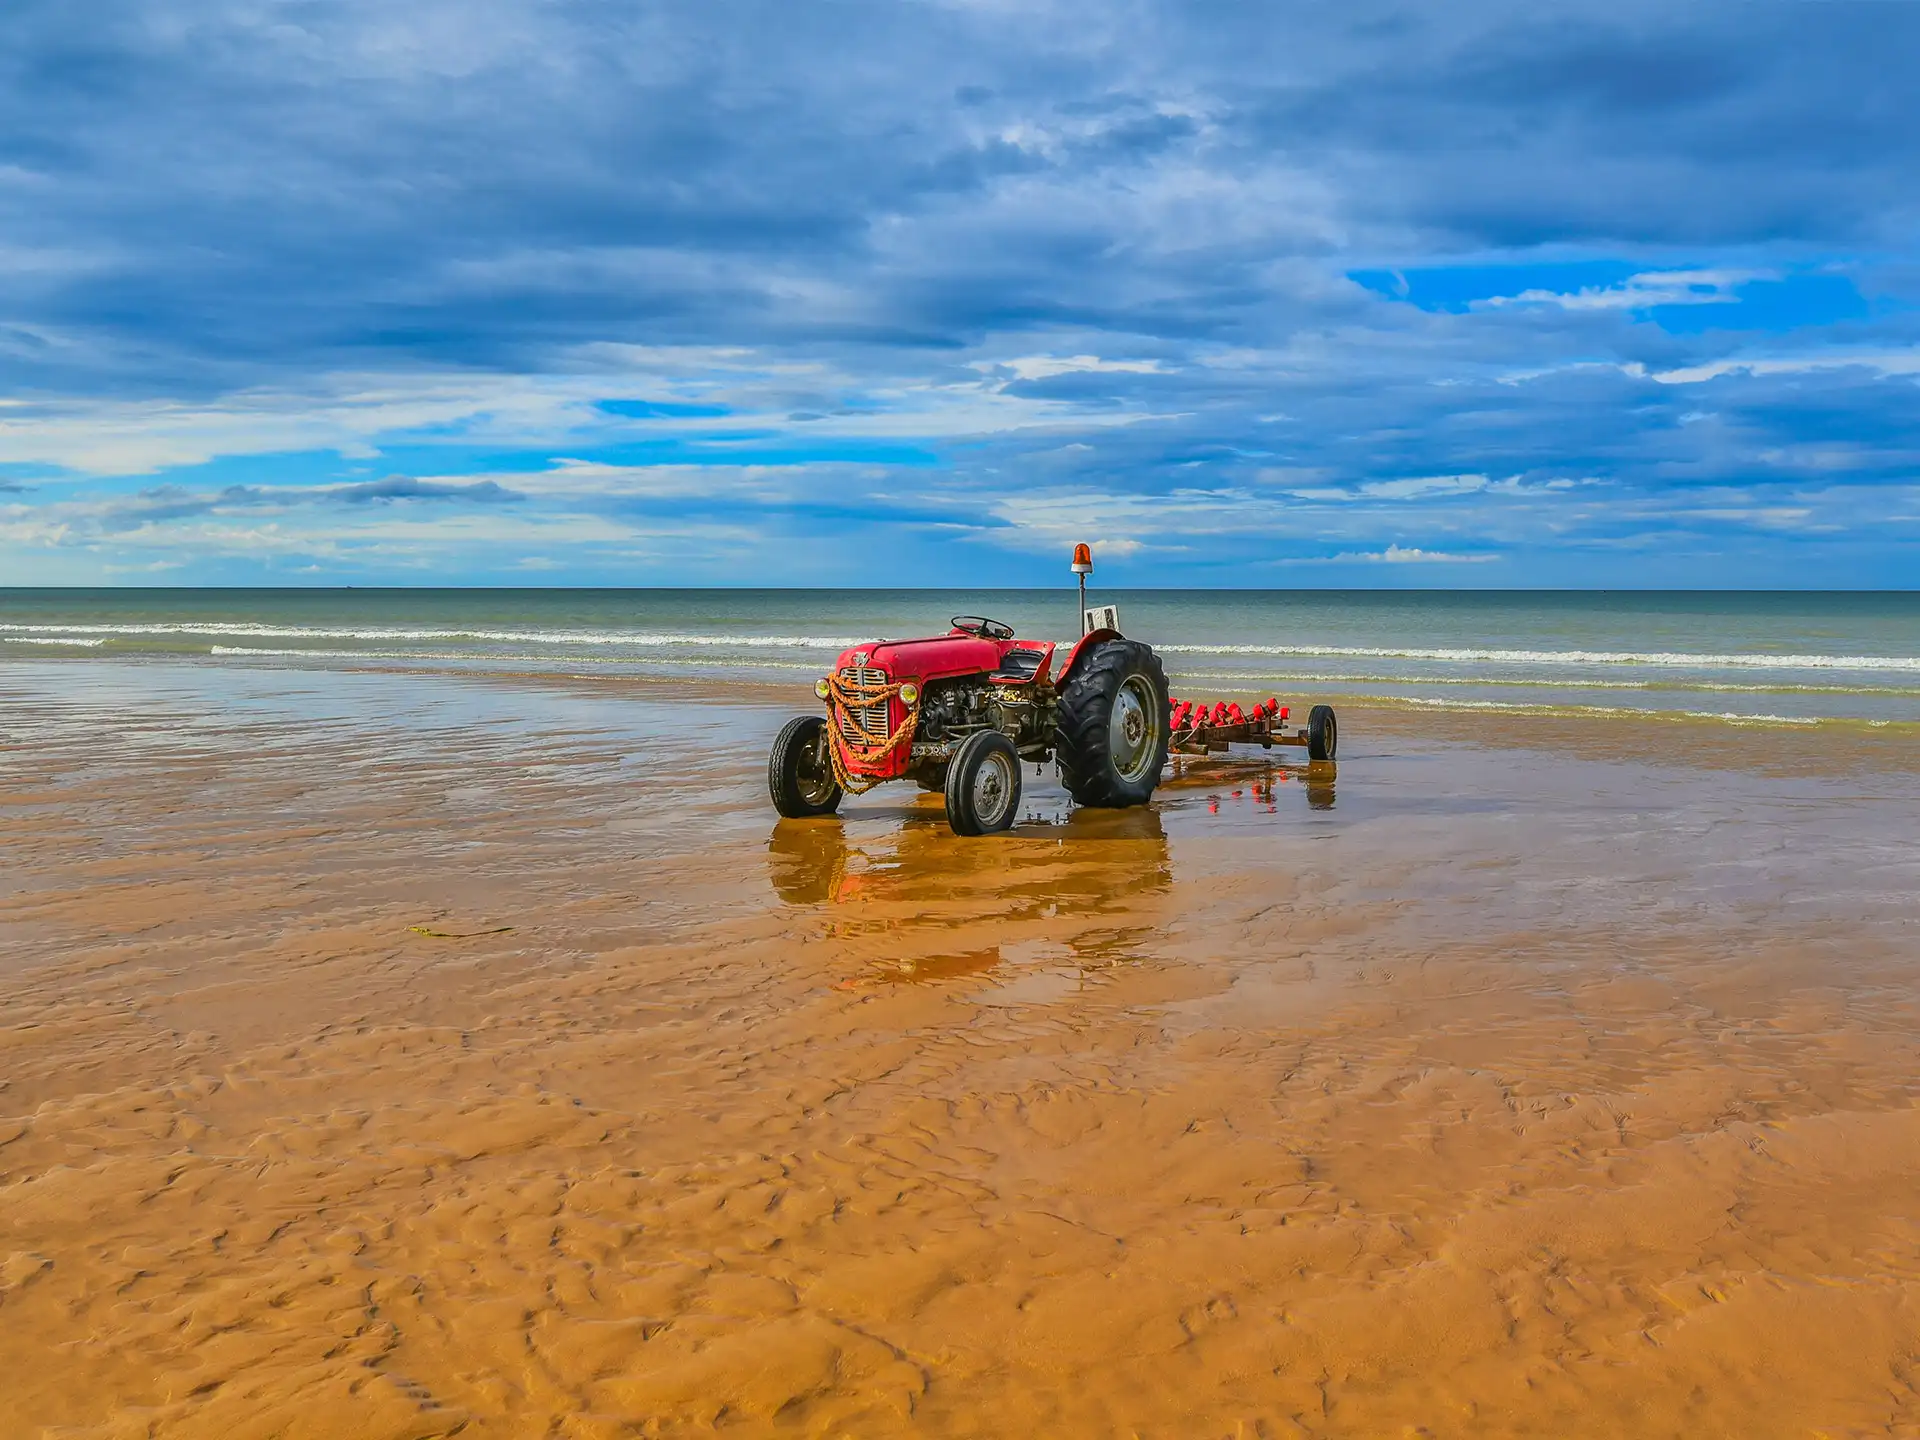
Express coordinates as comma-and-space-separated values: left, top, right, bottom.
1307, 704, 1338, 762
768, 715, 843, 818
944, 731, 1022, 835
1056, 640, 1170, 808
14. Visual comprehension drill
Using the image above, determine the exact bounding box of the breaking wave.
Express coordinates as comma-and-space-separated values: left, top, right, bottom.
1171, 669, 1920, 697
1, 622, 866, 649
204, 645, 820, 670
1376, 695, 1831, 725
6, 623, 1916, 674
1156, 642, 1920, 672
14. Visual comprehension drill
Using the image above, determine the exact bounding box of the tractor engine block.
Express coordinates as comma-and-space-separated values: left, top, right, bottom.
916, 679, 992, 741
917, 678, 1054, 757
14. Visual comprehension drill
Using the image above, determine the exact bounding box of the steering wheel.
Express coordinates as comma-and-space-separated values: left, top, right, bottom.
951, 615, 1016, 641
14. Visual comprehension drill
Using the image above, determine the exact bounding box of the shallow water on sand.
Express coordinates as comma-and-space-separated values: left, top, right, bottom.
3, 663, 1919, 1437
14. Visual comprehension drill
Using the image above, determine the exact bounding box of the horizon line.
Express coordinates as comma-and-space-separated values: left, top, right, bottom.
4, 584, 1916, 596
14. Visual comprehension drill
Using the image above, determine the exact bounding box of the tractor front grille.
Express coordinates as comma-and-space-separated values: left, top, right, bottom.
836, 665, 892, 747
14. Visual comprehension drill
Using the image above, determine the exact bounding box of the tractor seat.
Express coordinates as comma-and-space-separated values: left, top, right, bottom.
988, 646, 1052, 683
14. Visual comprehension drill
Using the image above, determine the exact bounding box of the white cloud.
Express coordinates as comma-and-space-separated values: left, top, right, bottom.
986, 355, 1168, 382
1291, 543, 1498, 565
1652, 352, 1920, 384
0, 341, 1190, 478
0, 484, 633, 557
1683, 507, 1816, 529
1485, 269, 1759, 313
1358, 474, 1490, 500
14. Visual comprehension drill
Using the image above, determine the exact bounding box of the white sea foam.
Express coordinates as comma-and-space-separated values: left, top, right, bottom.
1156, 642, 1920, 672
5, 622, 1916, 672
206, 645, 820, 670
2, 635, 109, 647
212, 646, 478, 659
0, 622, 866, 648
1382, 695, 1827, 725
1171, 669, 1916, 697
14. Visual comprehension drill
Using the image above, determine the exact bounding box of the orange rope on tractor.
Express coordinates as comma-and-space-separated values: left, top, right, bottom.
822, 672, 922, 794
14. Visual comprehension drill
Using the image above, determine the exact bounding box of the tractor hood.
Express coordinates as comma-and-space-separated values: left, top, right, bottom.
833, 632, 1010, 682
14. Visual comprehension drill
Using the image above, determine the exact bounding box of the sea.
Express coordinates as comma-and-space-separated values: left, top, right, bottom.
3, 589, 1918, 731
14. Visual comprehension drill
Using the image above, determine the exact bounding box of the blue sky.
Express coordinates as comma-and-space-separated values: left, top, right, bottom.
2, 0, 1918, 587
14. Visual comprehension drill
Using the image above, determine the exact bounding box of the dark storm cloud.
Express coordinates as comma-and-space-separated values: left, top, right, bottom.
330, 475, 521, 504
82, 475, 522, 533
4, 0, 1915, 385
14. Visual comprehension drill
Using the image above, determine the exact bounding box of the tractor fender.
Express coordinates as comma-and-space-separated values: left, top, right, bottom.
1051, 628, 1124, 686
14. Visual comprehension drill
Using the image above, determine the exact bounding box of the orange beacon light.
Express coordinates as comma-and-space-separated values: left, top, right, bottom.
1072, 543, 1093, 634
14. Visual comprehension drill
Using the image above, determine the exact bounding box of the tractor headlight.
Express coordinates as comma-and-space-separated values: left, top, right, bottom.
899, 682, 919, 705
814, 677, 831, 699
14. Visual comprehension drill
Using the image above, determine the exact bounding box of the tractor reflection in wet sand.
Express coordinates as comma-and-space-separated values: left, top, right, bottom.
767, 546, 1338, 836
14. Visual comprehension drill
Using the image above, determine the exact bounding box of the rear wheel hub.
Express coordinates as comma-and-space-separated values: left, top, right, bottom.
1110, 674, 1159, 783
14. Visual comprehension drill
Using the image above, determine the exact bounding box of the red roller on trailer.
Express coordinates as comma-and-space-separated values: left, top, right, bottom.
1168, 691, 1336, 760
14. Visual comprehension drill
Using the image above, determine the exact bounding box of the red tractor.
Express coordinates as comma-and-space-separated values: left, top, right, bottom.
768, 553, 1337, 836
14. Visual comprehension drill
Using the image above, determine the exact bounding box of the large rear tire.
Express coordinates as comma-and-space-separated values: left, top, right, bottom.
1307, 704, 1338, 762
944, 731, 1022, 836
1055, 640, 1170, 808
768, 715, 843, 818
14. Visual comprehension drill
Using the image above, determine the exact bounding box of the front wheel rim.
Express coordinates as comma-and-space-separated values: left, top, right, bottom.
972, 750, 1015, 827
797, 730, 837, 804
1109, 675, 1161, 783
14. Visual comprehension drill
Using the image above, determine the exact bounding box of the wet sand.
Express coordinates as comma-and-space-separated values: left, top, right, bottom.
3, 661, 1919, 1438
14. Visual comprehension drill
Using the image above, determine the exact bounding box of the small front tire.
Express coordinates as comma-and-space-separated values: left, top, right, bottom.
769, 715, 843, 818
944, 731, 1023, 836
1307, 705, 1338, 762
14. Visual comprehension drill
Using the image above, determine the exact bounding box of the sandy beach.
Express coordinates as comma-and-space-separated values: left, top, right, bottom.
4, 660, 1919, 1438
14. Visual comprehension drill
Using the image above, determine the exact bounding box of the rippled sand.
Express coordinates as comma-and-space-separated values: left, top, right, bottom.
3, 663, 1919, 1438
